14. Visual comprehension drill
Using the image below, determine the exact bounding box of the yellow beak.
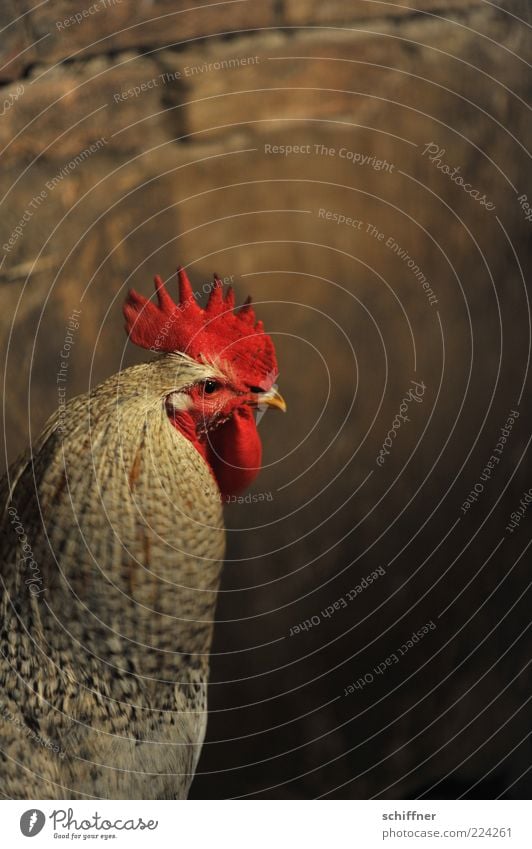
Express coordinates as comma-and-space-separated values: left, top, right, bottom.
257, 387, 287, 412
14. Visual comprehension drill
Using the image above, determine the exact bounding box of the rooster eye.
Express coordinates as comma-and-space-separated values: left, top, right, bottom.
249, 386, 264, 394
203, 380, 220, 394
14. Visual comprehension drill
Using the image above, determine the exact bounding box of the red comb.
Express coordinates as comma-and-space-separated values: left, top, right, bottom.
123, 266, 277, 387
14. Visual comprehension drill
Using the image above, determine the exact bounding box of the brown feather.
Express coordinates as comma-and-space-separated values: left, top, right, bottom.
0, 353, 226, 799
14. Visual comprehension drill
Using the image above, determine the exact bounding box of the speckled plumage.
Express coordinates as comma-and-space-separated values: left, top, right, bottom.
0, 353, 226, 799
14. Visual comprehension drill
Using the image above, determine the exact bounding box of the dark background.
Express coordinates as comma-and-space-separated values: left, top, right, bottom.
1, 0, 531, 798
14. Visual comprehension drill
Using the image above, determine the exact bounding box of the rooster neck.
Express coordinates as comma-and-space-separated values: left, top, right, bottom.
168, 407, 263, 499
168, 409, 210, 465
2, 360, 227, 682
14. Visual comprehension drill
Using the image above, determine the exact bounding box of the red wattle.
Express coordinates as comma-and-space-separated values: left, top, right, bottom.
169, 407, 262, 499
169, 410, 210, 466
206, 407, 262, 498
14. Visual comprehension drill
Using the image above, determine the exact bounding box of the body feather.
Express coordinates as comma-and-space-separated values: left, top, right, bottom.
0, 354, 225, 799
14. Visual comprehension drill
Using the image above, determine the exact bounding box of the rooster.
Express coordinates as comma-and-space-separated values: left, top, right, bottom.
0, 267, 285, 799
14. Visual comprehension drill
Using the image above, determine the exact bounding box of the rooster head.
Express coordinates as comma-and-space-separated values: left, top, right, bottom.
123, 266, 285, 498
